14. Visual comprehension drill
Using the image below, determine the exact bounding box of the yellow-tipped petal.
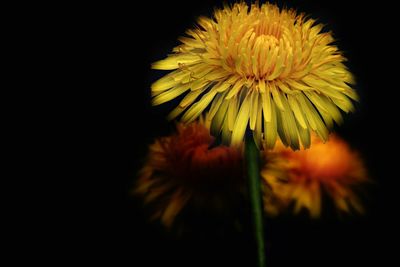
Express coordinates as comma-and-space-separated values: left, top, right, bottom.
208, 92, 224, 120
331, 95, 355, 113
299, 95, 329, 141
270, 83, 285, 111
280, 93, 300, 149
280, 108, 300, 150
211, 99, 229, 135
152, 55, 202, 70
267, 51, 285, 80
250, 92, 259, 130
264, 100, 277, 149
191, 78, 210, 91
303, 91, 329, 113
285, 79, 314, 92
225, 79, 245, 99
318, 109, 334, 129
167, 105, 187, 121
342, 87, 359, 101
152, 83, 191, 106
276, 80, 297, 95
221, 113, 232, 145
213, 79, 233, 93
260, 81, 272, 122
297, 121, 311, 148
181, 89, 218, 123
253, 97, 263, 148
179, 89, 204, 108
231, 94, 251, 147
204, 69, 231, 81
227, 97, 239, 131
317, 95, 343, 125
178, 37, 204, 49
287, 94, 307, 129
152, 74, 180, 92
296, 93, 318, 130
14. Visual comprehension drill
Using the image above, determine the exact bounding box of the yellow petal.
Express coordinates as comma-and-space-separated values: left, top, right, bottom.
280, 93, 300, 149
267, 50, 285, 80
151, 72, 180, 92
309, 80, 351, 102
253, 97, 263, 149
317, 95, 343, 125
280, 108, 300, 150
228, 97, 239, 131
250, 91, 259, 130
231, 94, 251, 147
179, 89, 204, 108
303, 91, 329, 113
264, 46, 279, 77
167, 105, 187, 121
280, 46, 293, 78
221, 113, 232, 145
208, 92, 224, 120
270, 83, 285, 111
297, 93, 328, 140
203, 68, 231, 81
287, 94, 307, 129
191, 64, 214, 80
318, 109, 334, 129
211, 99, 229, 135
296, 93, 317, 130
342, 87, 359, 101
213, 79, 233, 93
152, 83, 191, 106
275, 80, 297, 95
191, 78, 210, 91
331, 94, 355, 113
285, 79, 314, 92
260, 80, 272, 122
152, 54, 201, 70
297, 121, 311, 149
181, 88, 218, 123
264, 100, 277, 149
225, 79, 245, 99
178, 36, 204, 49
276, 110, 288, 147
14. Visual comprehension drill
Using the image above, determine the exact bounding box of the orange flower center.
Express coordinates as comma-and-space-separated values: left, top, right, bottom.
285, 137, 353, 182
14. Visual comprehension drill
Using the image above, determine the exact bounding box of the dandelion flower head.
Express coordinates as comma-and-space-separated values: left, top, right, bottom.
151, 2, 357, 149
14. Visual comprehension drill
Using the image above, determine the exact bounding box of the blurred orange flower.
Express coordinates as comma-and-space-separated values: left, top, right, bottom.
261, 134, 368, 217
135, 120, 243, 228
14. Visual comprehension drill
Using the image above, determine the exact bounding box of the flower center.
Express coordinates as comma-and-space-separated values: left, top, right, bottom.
301, 143, 352, 181
254, 21, 283, 40
220, 19, 289, 82
258, 34, 279, 46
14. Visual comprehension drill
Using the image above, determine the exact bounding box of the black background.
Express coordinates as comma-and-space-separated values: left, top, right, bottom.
86, 1, 399, 266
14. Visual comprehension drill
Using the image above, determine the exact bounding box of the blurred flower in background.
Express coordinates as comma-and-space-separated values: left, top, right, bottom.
135, 120, 244, 228
151, 2, 357, 149
261, 134, 368, 218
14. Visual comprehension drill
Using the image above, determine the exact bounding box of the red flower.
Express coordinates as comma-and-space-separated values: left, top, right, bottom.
135, 121, 243, 227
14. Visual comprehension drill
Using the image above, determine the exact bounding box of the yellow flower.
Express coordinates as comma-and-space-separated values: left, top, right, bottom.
135, 120, 243, 228
261, 134, 367, 218
151, 2, 357, 149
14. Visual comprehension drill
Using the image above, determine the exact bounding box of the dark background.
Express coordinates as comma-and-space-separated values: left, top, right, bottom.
87, 0, 399, 266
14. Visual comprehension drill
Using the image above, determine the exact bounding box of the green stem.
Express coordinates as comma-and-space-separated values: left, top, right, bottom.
245, 136, 266, 267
